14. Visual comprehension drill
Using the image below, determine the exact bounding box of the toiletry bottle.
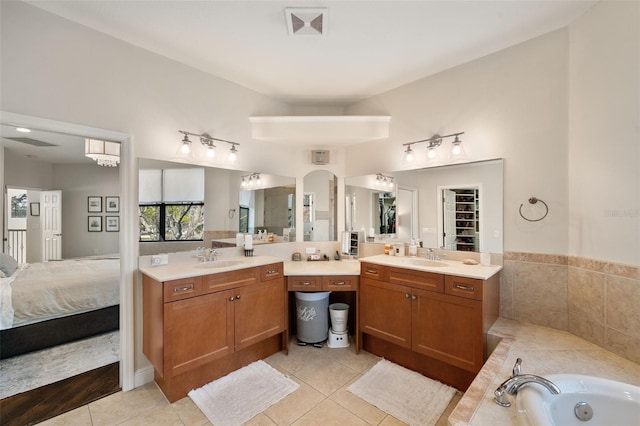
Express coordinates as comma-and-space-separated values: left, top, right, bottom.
409, 240, 417, 257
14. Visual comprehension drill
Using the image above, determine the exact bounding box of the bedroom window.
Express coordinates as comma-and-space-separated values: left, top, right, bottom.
139, 167, 205, 242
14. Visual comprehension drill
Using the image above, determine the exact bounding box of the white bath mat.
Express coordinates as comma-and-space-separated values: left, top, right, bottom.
347, 359, 456, 426
188, 360, 299, 426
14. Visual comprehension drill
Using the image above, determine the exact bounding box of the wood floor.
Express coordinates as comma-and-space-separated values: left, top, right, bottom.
0, 362, 120, 426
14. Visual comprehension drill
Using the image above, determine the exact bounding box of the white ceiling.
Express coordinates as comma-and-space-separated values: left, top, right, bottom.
27, 0, 596, 104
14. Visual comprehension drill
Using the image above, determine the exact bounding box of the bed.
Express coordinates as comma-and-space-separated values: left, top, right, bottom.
0, 254, 120, 359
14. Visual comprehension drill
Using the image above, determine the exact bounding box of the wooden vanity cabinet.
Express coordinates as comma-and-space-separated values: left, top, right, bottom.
143, 262, 286, 402
359, 261, 498, 390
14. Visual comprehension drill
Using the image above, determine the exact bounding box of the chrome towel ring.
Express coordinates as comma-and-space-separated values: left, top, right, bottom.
519, 197, 548, 222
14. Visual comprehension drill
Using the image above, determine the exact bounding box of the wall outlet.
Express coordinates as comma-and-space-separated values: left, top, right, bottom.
305, 247, 316, 255
151, 254, 168, 266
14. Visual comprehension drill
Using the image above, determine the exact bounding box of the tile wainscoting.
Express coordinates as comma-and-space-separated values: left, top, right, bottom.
500, 251, 640, 364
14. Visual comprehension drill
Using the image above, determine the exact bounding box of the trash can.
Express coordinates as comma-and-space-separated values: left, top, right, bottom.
295, 291, 330, 345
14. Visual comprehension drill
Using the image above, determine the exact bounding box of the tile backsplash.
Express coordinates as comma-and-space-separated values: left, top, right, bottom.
500, 251, 640, 364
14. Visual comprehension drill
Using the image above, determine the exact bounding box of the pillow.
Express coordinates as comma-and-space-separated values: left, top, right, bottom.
0, 254, 19, 277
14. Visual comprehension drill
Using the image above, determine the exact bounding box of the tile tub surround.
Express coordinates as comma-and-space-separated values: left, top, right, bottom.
448, 318, 640, 425
499, 251, 640, 364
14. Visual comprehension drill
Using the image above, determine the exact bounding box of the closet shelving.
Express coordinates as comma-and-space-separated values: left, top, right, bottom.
454, 189, 479, 252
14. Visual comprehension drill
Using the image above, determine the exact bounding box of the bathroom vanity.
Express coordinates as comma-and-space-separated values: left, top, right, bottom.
141, 257, 286, 402
358, 254, 500, 391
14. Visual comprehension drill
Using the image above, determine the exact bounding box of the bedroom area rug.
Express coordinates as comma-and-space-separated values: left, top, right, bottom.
188, 360, 299, 426
347, 359, 456, 426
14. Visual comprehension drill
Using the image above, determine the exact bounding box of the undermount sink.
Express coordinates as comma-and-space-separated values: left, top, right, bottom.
404, 259, 448, 268
193, 260, 244, 269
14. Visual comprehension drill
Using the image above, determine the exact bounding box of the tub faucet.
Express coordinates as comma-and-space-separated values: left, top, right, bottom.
494, 358, 561, 407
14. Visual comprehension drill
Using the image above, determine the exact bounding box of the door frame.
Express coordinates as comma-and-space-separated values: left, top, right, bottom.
0, 111, 135, 392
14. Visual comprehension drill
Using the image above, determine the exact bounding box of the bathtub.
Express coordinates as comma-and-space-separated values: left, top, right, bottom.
516, 374, 640, 426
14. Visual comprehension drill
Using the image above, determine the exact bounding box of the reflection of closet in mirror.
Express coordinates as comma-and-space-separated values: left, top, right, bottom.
376, 192, 396, 234
303, 170, 337, 241
442, 187, 479, 251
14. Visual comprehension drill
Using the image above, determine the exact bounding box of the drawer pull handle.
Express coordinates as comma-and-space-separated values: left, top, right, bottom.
266, 269, 279, 275
333, 281, 346, 286
366, 268, 378, 274
300, 281, 312, 286
454, 283, 475, 292
173, 284, 194, 293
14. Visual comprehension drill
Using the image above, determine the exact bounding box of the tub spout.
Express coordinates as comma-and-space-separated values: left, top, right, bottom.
494, 358, 561, 407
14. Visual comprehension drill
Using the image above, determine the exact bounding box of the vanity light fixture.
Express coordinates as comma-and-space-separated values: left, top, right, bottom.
375, 173, 394, 187
403, 131, 465, 163
178, 130, 240, 163
85, 138, 121, 167
240, 173, 262, 188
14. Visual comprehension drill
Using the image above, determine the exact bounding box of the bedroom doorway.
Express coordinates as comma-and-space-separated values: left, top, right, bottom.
5, 188, 27, 263
1, 113, 133, 421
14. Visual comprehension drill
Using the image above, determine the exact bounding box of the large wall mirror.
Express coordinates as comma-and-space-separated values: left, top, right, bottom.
138, 158, 296, 252
346, 159, 504, 253
303, 170, 337, 241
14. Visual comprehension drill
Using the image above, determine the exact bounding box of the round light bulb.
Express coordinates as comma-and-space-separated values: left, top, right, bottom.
405, 147, 414, 162
206, 146, 216, 158
452, 143, 461, 156
428, 147, 436, 159
181, 142, 190, 154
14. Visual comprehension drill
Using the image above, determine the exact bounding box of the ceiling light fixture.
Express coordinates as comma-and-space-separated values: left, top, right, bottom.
178, 130, 240, 163
15, 127, 31, 133
85, 138, 121, 167
402, 132, 465, 163
375, 173, 394, 187
240, 173, 262, 188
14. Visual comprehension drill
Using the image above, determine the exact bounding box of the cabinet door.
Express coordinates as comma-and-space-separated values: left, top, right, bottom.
163, 289, 235, 377
411, 289, 483, 372
360, 277, 412, 349
234, 278, 285, 351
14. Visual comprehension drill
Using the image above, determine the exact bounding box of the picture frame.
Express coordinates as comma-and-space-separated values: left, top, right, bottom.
88, 196, 102, 213
88, 216, 102, 232
105, 216, 120, 232
105, 196, 120, 213
30, 202, 40, 216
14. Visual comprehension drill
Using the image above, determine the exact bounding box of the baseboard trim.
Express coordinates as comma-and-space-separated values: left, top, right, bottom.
134, 365, 155, 388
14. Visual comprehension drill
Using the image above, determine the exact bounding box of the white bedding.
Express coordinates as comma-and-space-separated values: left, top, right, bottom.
0, 258, 120, 330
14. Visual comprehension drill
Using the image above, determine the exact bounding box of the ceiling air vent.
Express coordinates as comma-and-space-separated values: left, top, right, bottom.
285, 8, 327, 36
311, 150, 329, 165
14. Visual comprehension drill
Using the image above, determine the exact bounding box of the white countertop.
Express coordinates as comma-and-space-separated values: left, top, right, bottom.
284, 259, 361, 276
139, 255, 282, 282
448, 318, 640, 425
360, 254, 502, 280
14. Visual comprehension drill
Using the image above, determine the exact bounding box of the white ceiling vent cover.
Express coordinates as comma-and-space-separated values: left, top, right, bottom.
285, 8, 327, 36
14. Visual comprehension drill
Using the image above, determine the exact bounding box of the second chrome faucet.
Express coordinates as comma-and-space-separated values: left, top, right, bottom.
494, 358, 561, 407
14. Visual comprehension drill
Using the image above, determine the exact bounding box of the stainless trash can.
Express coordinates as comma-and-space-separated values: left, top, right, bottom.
295, 291, 330, 346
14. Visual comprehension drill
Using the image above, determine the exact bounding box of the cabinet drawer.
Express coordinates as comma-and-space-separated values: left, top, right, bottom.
203, 267, 259, 293
388, 267, 444, 293
445, 275, 483, 301
261, 263, 283, 281
163, 276, 203, 302
361, 262, 385, 281
323, 275, 358, 291
288, 276, 322, 291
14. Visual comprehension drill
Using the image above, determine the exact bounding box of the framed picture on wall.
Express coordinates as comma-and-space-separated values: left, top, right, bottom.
105, 216, 119, 232
88, 196, 102, 213
88, 216, 102, 232
30, 202, 40, 216
105, 196, 119, 213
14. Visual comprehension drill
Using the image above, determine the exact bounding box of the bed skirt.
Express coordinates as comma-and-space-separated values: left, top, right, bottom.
0, 305, 120, 359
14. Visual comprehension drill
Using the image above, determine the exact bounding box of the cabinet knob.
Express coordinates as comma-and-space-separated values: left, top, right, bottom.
236, 295, 241, 300
411, 295, 417, 300
229, 296, 235, 301
405, 293, 410, 299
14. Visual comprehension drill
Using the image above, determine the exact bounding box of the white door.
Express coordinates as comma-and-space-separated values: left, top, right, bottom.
396, 187, 414, 241
443, 189, 457, 250
41, 190, 62, 261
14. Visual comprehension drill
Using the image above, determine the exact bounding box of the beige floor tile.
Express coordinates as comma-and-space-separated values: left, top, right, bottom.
171, 396, 210, 426
245, 412, 278, 425
329, 386, 387, 425
118, 403, 184, 426
378, 414, 408, 425
292, 399, 369, 426
88, 382, 168, 426
293, 358, 360, 396
263, 378, 326, 425
328, 346, 381, 373
37, 406, 92, 426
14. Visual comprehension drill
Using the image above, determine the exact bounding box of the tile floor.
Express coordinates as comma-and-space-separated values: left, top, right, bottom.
38, 340, 462, 425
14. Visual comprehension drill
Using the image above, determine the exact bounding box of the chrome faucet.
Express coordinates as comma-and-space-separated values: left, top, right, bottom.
494, 358, 561, 407
424, 248, 441, 261
206, 248, 220, 262
195, 248, 220, 262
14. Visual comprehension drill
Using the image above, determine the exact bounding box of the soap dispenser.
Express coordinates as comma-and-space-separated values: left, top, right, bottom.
408, 240, 418, 257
